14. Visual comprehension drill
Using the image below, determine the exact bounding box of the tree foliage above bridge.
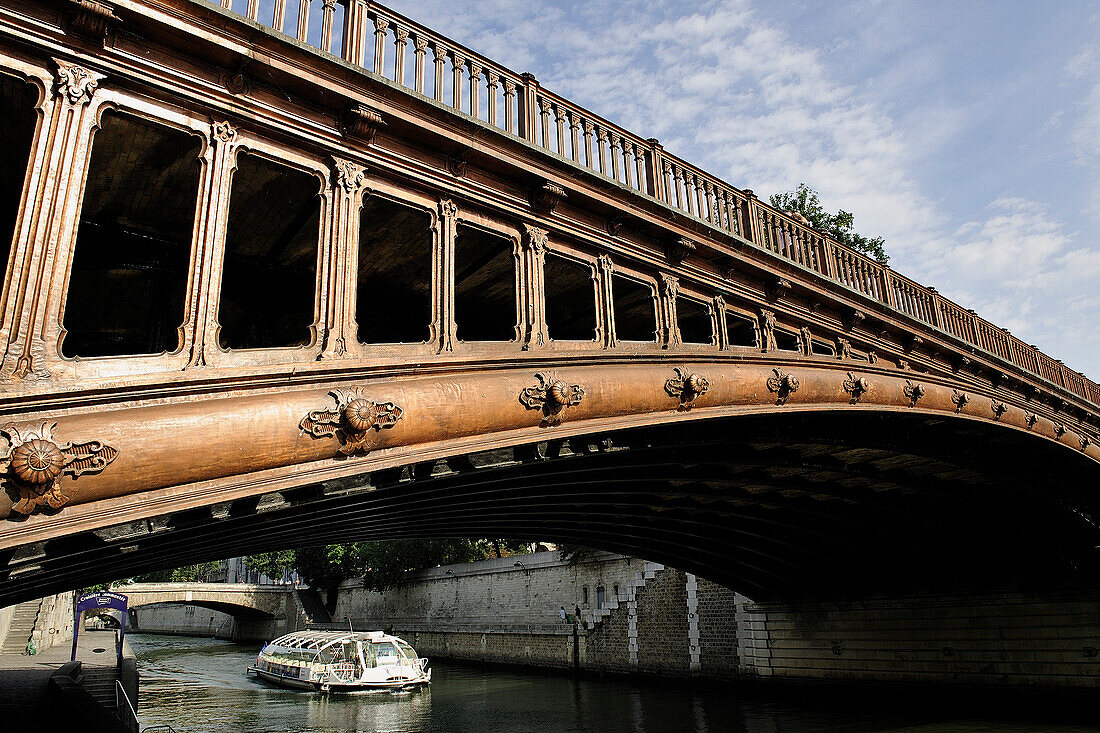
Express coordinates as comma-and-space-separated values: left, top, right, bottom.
770, 183, 889, 263
245, 538, 531, 596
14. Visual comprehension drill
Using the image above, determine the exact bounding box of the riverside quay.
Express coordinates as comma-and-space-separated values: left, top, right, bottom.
0, 0, 1098, 731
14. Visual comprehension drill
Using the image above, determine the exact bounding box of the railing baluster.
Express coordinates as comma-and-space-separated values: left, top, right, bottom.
634, 144, 646, 192
503, 78, 516, 133
569, 112, 581, 161
412, 35, 427, 93
246, 0, 259, 21
539, 98, 552, 150
583, 121, 595, 169
394, 26, 408, 83
272, 0, 287, 32
432, 44, 446, 101
622, 142, 634, 189
609, 134, 621, 182
451, 51, 465, 110
295, 0, 309, 40
486, 72, 499, 126
468, 63, 481, 119
320, 0, 336, 54
596, 127, 608, 175
372, 16, 387, 73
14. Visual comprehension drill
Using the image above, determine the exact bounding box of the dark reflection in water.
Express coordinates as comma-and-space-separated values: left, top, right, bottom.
131, 634, 1099, 733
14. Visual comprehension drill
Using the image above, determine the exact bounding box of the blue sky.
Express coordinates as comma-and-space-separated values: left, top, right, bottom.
385, 0, 1100, 378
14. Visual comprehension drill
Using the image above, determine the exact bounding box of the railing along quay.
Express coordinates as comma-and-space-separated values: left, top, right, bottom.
200, 0, 1096, 408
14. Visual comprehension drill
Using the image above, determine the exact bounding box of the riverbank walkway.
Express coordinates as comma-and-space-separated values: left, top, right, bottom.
0, 629, 120, 729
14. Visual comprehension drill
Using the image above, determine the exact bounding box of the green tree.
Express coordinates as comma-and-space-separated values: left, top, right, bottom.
769, 183, 888, 263
134, 560, 222, 583
243, 550, 296, 581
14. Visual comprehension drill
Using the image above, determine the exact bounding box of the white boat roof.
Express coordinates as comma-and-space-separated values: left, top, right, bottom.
265, 630, 408, 651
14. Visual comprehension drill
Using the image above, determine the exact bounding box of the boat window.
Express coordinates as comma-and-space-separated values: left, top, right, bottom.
363, 642, 377, 668
373, 641, 401, 665
396, 641, 417, 661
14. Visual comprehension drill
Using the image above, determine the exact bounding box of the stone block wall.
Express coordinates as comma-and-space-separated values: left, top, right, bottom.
31, 591, 74, 653
130, 605, 237, 639
738, 590, 1100, 689
696, 577, 740, 679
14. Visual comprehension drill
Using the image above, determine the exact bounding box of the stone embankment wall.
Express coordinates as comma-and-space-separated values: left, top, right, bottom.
737, 590, 1100, 690
0, 592, 74, 655
326, 552, 741, 679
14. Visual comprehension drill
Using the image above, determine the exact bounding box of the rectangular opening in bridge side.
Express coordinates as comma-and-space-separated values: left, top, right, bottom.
775, 328, 801, 352
357, 196, 432, 344
726, 309, 758, 348
455, 224, 516, 342
677, 296, 713, 345
545, 252, 597, 341
611, 274, 656, 342
812, 339, 835, 356
219, 152, 320, 351
0, 74, 37, 282
62, 111, 202, 358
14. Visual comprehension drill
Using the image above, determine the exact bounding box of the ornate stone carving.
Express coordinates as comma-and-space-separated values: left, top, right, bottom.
836, 337, 852, 360
765, 277, 792, 303
1081, 434, 1091, 451
54, 60, 101, 106
665, 237, 696, 265
665, 367, 709, 409
759, 310, 777, 352
766, 367, 800, 405
1024, 411, 1038, 429
212, 120, 237, 143
606, 219, 624, 238
523, 224, 548, 253
951, 390, 969, 412
844, 309, 865, 331
1, 422, 118, 515
519, 373, 585, 426
896, 358, 911, 371
799, 326, 812, 355
300, 388, 404, 456
64, 0, 120, 42
905, 334, 923, 352
344, 104, 386, 145
530, 181, 566, 213
446, 149, 469, 178
843, 372, 869, 403
903, 380, 925, 406
990, 400, 1008, 420
332, 159, 367, 194
439, 199, 458, 219
867, 351, 878, 365
660, 273, 679, 300
1053, 423, 1066, 438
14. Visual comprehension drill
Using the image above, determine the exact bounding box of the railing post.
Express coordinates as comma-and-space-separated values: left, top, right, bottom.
927, 288, 943, 329
517, 72, 539, 143
881, 267, 897, 308
741, 190, 762, 245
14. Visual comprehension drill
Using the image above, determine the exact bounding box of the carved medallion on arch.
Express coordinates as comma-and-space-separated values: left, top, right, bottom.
766, 367, 799, 405
1, 422, 118, 515
300, 388, 404, 456
903, 380, 925, 406
843, 372, 869, 403
665, 367, 710, 409
520, 372, 585, 426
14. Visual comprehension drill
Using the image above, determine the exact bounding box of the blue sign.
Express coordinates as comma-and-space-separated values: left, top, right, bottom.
72, 591, 128, 662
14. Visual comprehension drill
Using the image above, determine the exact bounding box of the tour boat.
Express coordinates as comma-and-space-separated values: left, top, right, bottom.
248, 630, 431, 691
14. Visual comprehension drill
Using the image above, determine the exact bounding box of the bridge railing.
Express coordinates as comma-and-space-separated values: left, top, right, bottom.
188, 0, 1097, 407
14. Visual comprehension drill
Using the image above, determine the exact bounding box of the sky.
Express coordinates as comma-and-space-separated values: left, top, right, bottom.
383, 0, 1100, 379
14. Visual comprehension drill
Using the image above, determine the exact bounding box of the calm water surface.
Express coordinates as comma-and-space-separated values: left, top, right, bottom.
130, 634, 1099, 732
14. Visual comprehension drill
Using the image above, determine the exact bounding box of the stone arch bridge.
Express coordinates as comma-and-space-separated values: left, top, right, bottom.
0, 0, 1097, 613
110, 582, 306, 640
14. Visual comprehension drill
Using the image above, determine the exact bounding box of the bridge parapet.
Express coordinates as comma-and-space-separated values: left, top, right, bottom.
185, 0, 1098, 408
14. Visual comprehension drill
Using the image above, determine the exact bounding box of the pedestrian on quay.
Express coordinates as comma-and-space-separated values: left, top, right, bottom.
574, 604, 582, 624
559, 605, 567, 623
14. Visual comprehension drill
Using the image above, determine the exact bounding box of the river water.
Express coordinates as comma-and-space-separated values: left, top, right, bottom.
130, 634, 1098, 732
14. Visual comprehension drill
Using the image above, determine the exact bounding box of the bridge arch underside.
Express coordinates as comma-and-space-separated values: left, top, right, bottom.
127, 600, 274, 620
3, 410, 1099, 606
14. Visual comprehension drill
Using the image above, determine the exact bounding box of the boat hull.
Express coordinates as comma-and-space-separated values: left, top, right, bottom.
249, 666, 430, 692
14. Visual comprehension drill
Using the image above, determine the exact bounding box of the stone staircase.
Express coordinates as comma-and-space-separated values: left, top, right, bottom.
582, 561, 664, 630
296, 587, 333, 626
1, 599, 41, 655
79, 666, 120, 716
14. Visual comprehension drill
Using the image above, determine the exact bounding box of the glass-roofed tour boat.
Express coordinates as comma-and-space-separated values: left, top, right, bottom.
248, 630, 431, 692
